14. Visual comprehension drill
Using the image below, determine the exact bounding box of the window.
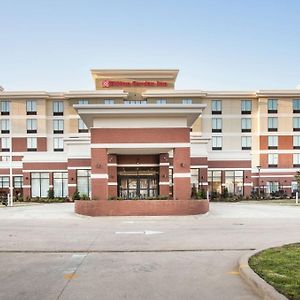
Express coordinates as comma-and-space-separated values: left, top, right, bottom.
26, 100, 37, 115
212, 136, 222, 150
13, 176, 23, 188
241, 136, 251, 150
212, 100, 222, 114
1, 156, 9, 162
1, 119, 10, 134
293, 136, 300, 149
241, 100, 252, 114
182, 99, 192, 104
208, 170, 221, 194
78, 118, 88, 133
156, 99, 167, 104
27, 119, 37, 134
293, 99, 300, 113
77, 170, 91, 197
1, 101, 10, 115
31, 173, 49, 198
1, 137, 10, 151
268, 117, 278, 131
293, 154, 300, 167
27, 137, 37, 151
225, 171, 243, 195
190, 169, 199, 190
267, 181, 279, 194
268, 153, 278, 167
0, 176, 9, 188
53, 101, 64, 116
212, 118, 222, 132
268, 136, 278, 149
268, 99, 278, 113
124, 100, 147, 104
291, 181, 298, 193
78, 99, 88, 104
241, 118, 251, 132
293, 117, 300, 131
53, 137, 64, 151
53, 172, 68, 198
53, 119, 64, 134
104, 99, 114, 104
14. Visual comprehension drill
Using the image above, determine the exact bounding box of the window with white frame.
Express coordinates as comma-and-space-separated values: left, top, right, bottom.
53, 101, 64, 116
124, 100, 147, 104
1, 101, 10, 115
1, 137, 10, 151
31, 173, 49, 198
293, 99, 300, 113
77, 170, 91, 197
26, 100, 37, 115
1, 119, 10, 134
78, 118, 88, 133
293, 154, 300, 167
267, 181, 279, 194
268, 153, 278, 167
53, 172, 68, 198
53, 137, 64, 151
268, 117, 278, 131
211, 100, 222, 114
104, 99, 114, 104
13, 176, 23, 188
293, 136, 300, 149
212, 118, 222, 132
182, 99, 192, 104
268, 136, 278, 149
293, 117, 300, 131
241, 136, 251, 150
212, 136, 222, 150
241, 100, 252, 114
268, 99, 278, 113
53, 119, 64, 134
156, 99, 167, 104
0, 176, 9, 188
78, 99, 88, 104
27, 119, 37, 133
27, 137, 37, 151
241, 118, 251, 132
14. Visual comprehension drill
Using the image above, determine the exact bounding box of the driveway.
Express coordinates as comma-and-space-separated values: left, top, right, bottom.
0, 202, 299, 300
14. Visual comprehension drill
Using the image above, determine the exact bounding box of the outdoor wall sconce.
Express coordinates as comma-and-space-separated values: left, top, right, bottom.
25, 177, 29, 180
96, 162, 101, 168
163, 174, 167, 178
180, 163, 185, 167
71, 177, 74, 181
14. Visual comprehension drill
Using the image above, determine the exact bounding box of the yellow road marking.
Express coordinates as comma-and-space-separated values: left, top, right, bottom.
64, 273, 78, 280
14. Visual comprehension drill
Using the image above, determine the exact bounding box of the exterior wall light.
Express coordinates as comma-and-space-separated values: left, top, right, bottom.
96, 162, 101, 168
180, 163, 185, 167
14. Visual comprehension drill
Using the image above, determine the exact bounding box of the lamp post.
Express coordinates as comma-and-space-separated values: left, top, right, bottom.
257, 165, 261, 199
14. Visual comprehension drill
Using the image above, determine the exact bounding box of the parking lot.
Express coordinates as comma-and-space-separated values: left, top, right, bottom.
0, 202, 299, 300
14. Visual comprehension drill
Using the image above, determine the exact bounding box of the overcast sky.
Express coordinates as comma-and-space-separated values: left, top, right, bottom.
1, 0, 300, 91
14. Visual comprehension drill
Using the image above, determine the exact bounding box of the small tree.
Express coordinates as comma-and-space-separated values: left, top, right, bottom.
295, 171, 300, 192
72, 189, 81, 201
47, 187, 54, 199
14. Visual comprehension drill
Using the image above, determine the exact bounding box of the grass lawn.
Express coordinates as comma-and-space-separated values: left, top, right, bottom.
249, 244, 300, 300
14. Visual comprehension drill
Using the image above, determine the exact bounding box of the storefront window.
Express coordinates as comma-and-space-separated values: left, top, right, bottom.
13, 176, 23, 188
0, 176, 9, 188
190, 168, 199, 190
267, 181, 279, 194
208, 170, 221, 194
53, 172, 68, 198
224, 171, 243, 195
31, 173, 49, 197
77, 170, 91, 197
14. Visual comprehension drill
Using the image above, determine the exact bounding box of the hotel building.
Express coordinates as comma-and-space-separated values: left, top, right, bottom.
0, 69, 300, 203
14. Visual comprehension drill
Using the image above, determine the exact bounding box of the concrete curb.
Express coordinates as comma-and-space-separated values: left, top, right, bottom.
239, 247, 289, 300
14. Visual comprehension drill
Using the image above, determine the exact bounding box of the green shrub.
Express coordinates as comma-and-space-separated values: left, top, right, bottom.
80, 194, 90, 200
72, 189, 81, 201
47, 188, 54, 199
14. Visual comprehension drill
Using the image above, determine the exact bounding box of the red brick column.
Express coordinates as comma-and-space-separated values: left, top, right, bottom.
91, 148, 108, 200
68, 169, 77, 199
23, 171, 31, 201
173, 147, 191, 200
159, 153, 169, 197
108, 154, 117, 198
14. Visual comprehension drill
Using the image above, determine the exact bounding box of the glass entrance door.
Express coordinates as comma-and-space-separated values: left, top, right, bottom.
118, 167, 158, 199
